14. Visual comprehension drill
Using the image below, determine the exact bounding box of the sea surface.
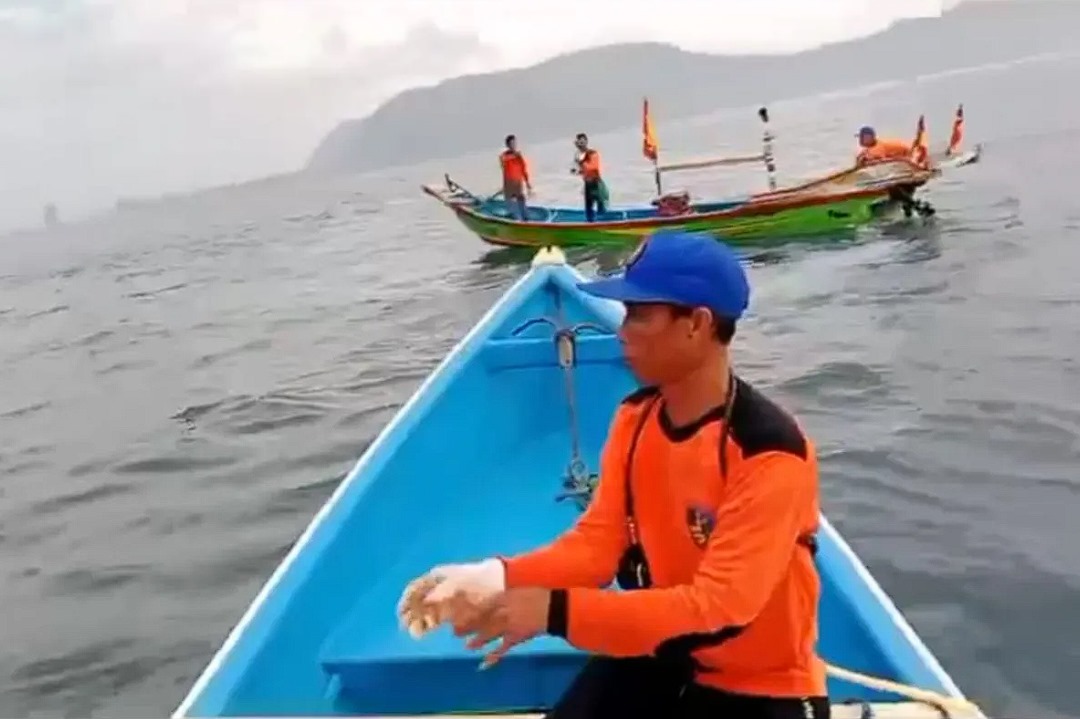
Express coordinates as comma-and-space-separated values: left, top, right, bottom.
2, 52, 1079, 719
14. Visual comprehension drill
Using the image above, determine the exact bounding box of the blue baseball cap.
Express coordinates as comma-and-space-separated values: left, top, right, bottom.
576, 230, 750, 320
857, 125, 876, 137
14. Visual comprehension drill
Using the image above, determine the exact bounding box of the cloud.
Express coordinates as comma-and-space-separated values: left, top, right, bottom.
0, 0, 955, 230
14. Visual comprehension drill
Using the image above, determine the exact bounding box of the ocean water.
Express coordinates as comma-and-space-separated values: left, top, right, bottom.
1, 51, 1079, 718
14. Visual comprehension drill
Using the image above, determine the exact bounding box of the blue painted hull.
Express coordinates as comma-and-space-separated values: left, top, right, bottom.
175, 252, 977, 718
472, 196, 748, 224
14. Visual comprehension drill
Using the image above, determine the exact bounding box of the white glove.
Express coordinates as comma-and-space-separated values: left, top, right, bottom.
396, 558, 506, 639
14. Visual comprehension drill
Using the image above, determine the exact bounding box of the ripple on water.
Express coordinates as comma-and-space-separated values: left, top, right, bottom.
191, 337, 273, 369
28, 483, 135, 518
778, 361, 894, 409
23, 304, 69, 320
4, 636, 211, 717
9, 637, 137, 700
235, 473, 344, 528
156, 536, 295, 596
111, 451, 239, 475
0, 400, 52, 420
42, 564, 148, 596
276, 439, 376, 474
175, 391, 336, 438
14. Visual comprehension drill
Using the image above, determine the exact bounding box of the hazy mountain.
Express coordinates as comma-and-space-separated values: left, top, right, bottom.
306, 0, 1078, 174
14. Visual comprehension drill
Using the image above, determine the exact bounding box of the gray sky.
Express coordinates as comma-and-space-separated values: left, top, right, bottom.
1, 0, 958, 230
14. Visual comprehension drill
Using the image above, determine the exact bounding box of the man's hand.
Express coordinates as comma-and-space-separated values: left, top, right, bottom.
451, 587, 552, 669
397, 559, 506, 638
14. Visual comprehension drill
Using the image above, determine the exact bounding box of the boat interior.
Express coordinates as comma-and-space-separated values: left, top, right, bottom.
179, 266, 963, 717
475, 196, 749, 224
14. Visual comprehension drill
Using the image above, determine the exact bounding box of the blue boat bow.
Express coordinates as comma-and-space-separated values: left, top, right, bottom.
174, 247, 985, 718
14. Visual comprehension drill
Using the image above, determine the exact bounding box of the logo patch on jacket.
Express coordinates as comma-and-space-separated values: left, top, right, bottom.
686, 505, 717, 547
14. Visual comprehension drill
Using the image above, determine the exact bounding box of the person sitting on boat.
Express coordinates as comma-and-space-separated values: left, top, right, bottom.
499, 134, 532, 220
398, 230, 829, 719
855, 125, 911, 166
570, 133, 607, 222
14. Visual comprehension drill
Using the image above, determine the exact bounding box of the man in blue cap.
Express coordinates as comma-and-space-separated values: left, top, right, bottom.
398, 230, 828, 718
855, 125, 935, 217
855, 125, 911, 166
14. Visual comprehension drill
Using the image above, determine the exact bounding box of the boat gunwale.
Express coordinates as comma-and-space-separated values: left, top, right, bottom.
428, 159, 932, 233
444, 183, 904, 231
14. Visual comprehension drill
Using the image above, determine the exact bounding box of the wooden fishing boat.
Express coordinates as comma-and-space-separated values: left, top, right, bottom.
422, 104, 981, 250
174, 247, 988, 718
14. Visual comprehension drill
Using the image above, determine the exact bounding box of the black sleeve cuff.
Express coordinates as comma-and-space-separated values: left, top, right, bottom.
546, 589, 569, 638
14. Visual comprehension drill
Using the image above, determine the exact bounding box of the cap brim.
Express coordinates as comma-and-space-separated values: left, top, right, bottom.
576, 277, 680, 305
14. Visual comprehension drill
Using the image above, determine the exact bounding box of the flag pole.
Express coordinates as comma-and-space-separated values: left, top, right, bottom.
643, 97, 663, 196
758, 106, 778, 191
946, 103, 964, 157
911, 114, 929, 168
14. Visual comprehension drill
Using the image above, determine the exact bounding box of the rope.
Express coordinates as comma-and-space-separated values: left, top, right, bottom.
556, 328, 587, 485
826, 664, 984, 716
552, 294, 590, 498
508, 308, 605, 508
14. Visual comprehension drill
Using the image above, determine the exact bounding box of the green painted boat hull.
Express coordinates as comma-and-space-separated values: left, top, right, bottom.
424, 148, 983, 249
452, 195, 896, 248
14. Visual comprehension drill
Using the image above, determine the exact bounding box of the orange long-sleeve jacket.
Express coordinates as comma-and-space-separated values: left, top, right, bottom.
500, 150, 530, 184
856, 138, 912, 166
577, 149, 602, 181
502, 379, 826, 699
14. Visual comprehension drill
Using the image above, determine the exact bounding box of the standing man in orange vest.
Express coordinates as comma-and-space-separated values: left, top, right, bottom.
500, 134, 532, 220
571, 133, 606, 222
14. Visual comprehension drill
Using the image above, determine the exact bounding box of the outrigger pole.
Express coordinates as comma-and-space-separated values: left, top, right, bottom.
646, 103, 780, 193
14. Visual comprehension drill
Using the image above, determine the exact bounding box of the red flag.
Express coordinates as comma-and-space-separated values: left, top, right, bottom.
642, 97, 659, 162
911, 115, 930, 168
947, 104, 964, 156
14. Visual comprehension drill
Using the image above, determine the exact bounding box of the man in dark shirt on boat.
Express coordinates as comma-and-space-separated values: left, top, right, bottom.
571, 133, 606, 222
500, 134, 532, 220
398, 230, 830, 719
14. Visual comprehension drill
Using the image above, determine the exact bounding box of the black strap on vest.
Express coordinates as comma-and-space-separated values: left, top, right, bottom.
615, 374, 815, 592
